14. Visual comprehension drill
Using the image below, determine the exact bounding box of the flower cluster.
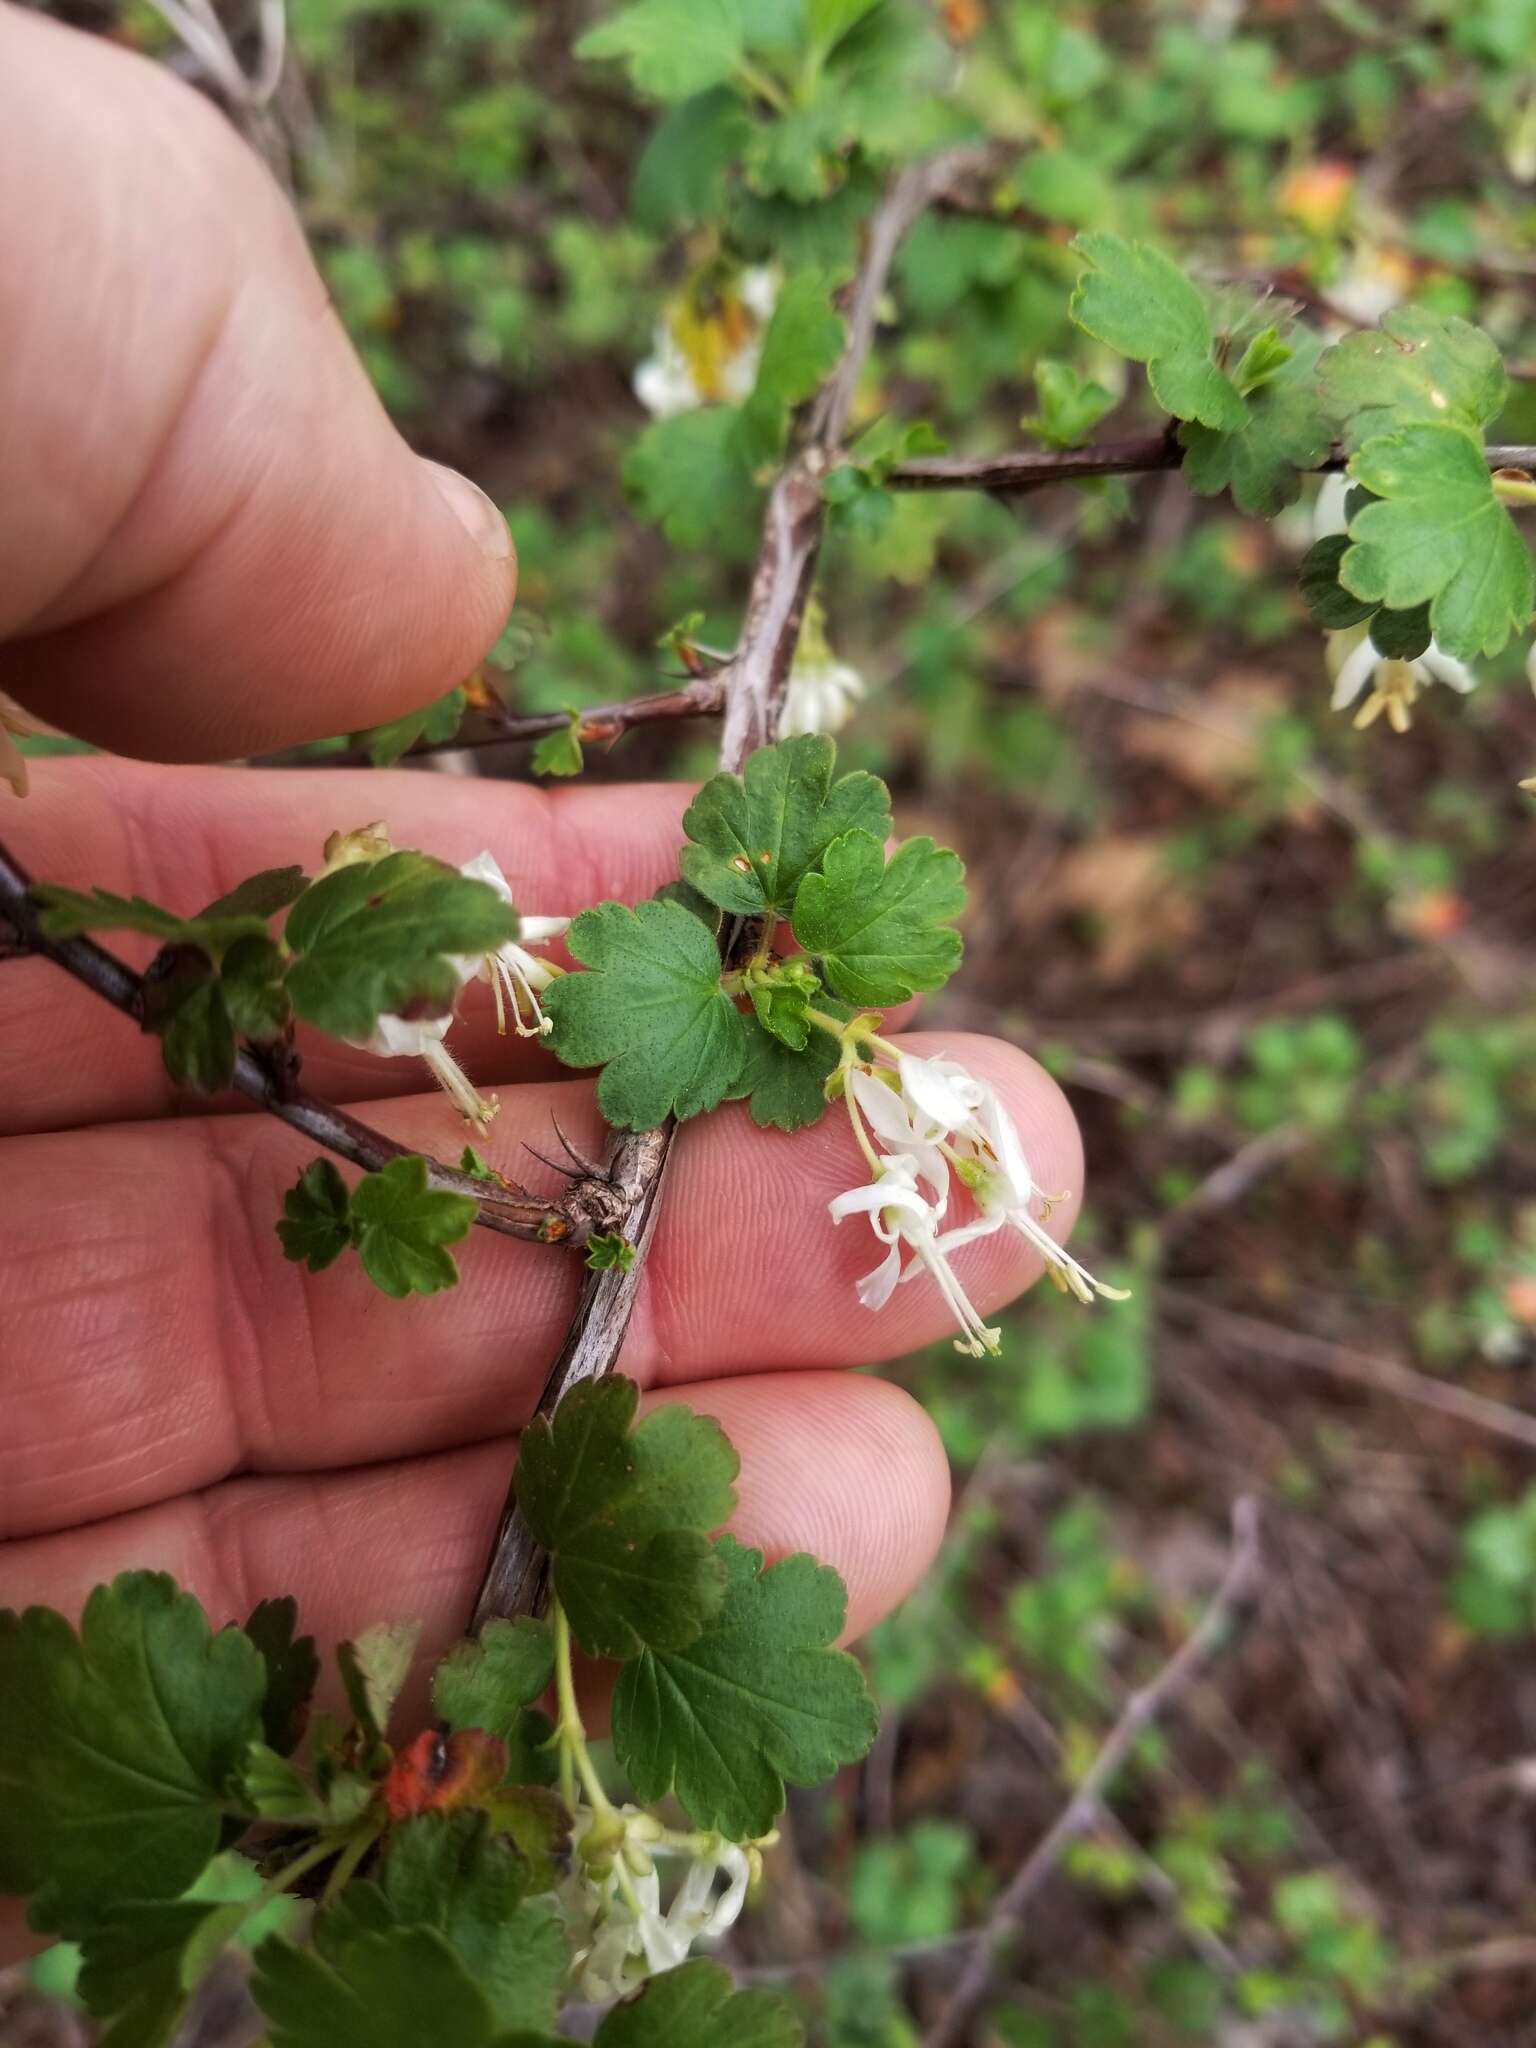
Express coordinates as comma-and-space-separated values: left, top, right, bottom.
327, 828, 568, 1130
831, 1042, 1127, 1357
560, 1805, 758, 2001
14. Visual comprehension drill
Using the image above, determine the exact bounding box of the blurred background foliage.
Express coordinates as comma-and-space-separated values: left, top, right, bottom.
19, 0, 1536, 2042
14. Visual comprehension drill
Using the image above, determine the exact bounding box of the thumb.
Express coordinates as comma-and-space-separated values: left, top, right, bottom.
0, 5, 515, 763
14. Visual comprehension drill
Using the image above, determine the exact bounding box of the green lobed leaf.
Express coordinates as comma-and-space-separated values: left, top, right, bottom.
1341, 423, 1535, 659
516, 1376, 737, 1659
156, 967, 237, 1093
1318, 307, 1507, 452
282, 851, 518, 1043
1069, 232, 1246, 432
369, 1813, 566, 2036
433, 1618, 555, 1748
576, 0, 747, 100
595, 1959, 804, 2048
220, 933, 292, 1044
242, 1742, 328, 1823
730, 1008, 840, 1131
1298, 534, 1378, 629
353, 687, 466, 769
679, 732, 892, 917
739, 271, 846, 463
336, 1619, 420, 1744
529, 712, 584, 777
631, 88, 752, 232
1180, 337, 1332, 517
197, 867, 309, 921
30, 885, 269, 956
791, 830, 964, 1006
622, 406, 759, 548
1021, 357, 1116, 450
244, 1596, 319, 1758
612, 1535, 878, 1839
348, 1156, 477, 1299
543, 898, 750, 1131
0, 1574, 266, 1935
252, 1924, 517, 2048
585, 1231, 638, 1271
277, 1159, 353, 1273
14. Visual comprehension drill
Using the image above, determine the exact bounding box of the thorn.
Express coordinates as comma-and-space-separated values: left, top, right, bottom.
550, 1114, 606, 1179
522, 1141, 583, 1183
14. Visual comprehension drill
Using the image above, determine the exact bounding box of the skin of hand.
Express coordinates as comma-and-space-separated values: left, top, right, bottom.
0, 0, 1083, 1958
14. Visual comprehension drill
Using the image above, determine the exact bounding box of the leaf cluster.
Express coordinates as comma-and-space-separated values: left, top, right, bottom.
543, 734, 964, 1131
0, 1373, 858, 2044
33, 839, 521, 1092
277, 1155, 477, 1298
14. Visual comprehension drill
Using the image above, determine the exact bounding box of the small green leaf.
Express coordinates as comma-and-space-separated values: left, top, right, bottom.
1298, 534, 1378, 629
244, 1597, 318, 1758
595, 1959, 804, 2048
198, 868, 309, 920
221, 933, 293, 1044
283, 851, 518, 1043
791, 830, 964, 1006
353, 687, 466, 769
612, 1535, 878, 1839
623, 406, 759, 547
157, 965, 238, 1093
576, 0, 746, 100
1181, 339, 1332, 516
1069, 233, 1246, 432
740, 271, 846, 463
543, 898, 750, 1131
337, 1619, 420, 1744
680, 733, 892, 917
30, 885, 265, 954
530, 711, 584, 778
585, 1232, 638, 1271
632, 89, 753, 232
374, 1814, 566, 2035
651, 878, 724, 934
276, 1160, 353, 1273
459, 1145, 498, 1182
1365, 601, 1433, 660
731, 1010, 840, 1131
0, 1575, 266, 1935
1342, 423, 1535, 659
1021, 357, 1116, 449
1231, 325, 1293, 395
242, 1742, 327, 1822
433, 1619, 554, 1746
516, 1376, 737, 1659
252, 1925, 509, 2048
348, 1156, 477, 1299
1318, 307, 1507, 452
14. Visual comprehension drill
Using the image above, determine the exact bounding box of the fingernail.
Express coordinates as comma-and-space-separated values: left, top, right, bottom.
424, 460, 514, 561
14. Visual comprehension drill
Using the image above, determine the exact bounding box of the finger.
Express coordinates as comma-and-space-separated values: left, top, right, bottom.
0, 1370, 948, 1962
0, 7, 514, 760
0, 1035, 1079, 1537
0, 759, 694, 1134
0, 758, 914, 1136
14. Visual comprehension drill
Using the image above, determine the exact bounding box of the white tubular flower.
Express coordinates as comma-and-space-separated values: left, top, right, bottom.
892, 1050, 1129, 1308
1311, 470, 1350, 542
830, 1156, 1002, 1358
560, 1810, 754, 1999
781, 599, 866, 738
351, 1009, 497, 1133
633, 267, 777, 419
781, 655, 865, 738
455, 850, 568, 1037
1327, 627, 1476, 734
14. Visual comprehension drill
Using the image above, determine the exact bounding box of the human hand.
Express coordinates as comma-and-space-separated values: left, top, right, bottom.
0, 0, 1082, 1905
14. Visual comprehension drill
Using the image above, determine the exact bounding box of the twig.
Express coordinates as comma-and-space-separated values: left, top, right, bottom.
467, 147, 991, 1633
0, 839, 625, 1247
924, 1498, 1262, 2048
254, 673, 729, 769
889, 438, 1536, 497
1164, 1290, 1536, 1455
